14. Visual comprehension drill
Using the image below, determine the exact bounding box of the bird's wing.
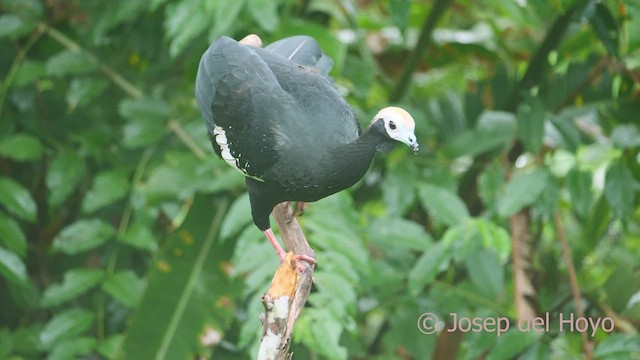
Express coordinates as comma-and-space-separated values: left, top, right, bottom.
255, 39, 362, 153
195, 36, 288, 180
195, 36, 361, 180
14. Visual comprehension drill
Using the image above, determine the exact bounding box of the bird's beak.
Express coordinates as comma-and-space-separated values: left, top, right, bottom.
404, 133, 419, 154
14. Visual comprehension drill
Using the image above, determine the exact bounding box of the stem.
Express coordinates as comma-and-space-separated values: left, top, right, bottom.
42, 23, 144, 99
167, 120, 208, 160
388, 0, 454, 103
97, 148, 154, 341
554, 212, 593, 360
44, 23, 209, 163
0, 23, 46, 119
506, 2, 586, 111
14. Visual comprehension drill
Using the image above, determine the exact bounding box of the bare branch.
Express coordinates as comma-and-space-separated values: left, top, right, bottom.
258, 203, 315, 360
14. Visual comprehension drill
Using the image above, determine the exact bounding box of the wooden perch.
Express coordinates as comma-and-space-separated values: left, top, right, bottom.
258, 203, 316, 360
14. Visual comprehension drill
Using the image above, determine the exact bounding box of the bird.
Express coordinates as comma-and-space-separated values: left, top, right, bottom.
195, 34, 418, 267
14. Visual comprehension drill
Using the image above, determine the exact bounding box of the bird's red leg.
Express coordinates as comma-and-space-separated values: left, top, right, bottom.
293, 201, 308, 216
263, 228, 316, 270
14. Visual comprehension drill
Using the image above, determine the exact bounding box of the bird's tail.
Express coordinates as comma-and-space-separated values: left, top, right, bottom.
265, 35, 333, 76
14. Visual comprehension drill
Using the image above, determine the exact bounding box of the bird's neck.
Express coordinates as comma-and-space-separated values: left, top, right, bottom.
327, 122, 394, 187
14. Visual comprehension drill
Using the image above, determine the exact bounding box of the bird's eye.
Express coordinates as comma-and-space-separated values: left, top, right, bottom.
389, 120, 396, 130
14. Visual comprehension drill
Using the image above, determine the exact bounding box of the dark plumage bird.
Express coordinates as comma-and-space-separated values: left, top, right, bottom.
195, 34, 418, 265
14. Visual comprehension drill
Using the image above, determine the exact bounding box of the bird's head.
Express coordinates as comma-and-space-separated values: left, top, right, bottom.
371, 107, 419, 154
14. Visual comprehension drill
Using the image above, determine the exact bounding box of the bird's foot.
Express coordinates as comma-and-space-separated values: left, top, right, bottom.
293, 201, 308, 217
281, 253, 316, 272
284, 201, 308, 220
264, 228, 316, 272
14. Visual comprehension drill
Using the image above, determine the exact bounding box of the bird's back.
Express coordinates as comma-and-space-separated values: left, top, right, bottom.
195, 36, 360, 182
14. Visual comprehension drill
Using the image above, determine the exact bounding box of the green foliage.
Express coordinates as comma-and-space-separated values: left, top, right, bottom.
0, 0, 639, 359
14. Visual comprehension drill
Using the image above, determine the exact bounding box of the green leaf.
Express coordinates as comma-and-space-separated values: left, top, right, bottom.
408, 243, 449, 296
164, 0, 209, 58
40, 268, 105, 307
389, 0, 411, 31
0, 211, 27, 258
46, 50, 96, 77
604, 160, 635, 219
212, 0, 247, 39
53, 219, 116, 255
465, 249, 504, 299
219, 192, 252, 241
52, 219, 115, 255
0, 133, 44, 162
487, 329, 541, 360
97, 335, 123, 359
119, 196, 229, 360
0, 246, 28, 286
314, 272, 358, 306
382, 160, 417, 216
0, 177, 37, 223
119, 97, 170, 122
39, 308, 94, 350
0, 14, 35, 39
611, 124, 640, 149
81, 169, 130, 213
516, 95, 545, 153
297, 308, 348, 360
248, 0, 279, 32
566, 168, 592, 218
367, 217, 432, 252
118, 222, 159, 252
48, 337, 96, 360
12, 60, 46, 87
496, 168, 549, 217
119, 98, 169, 148
444, 111, 516, 157
66, 77, 109, 110
587, 3, 619, 57
418, 183, 469, 227
594, 334, 640, 359
478, 161, 505, 211
46, 150, 86, 207
102, 270, 145, 307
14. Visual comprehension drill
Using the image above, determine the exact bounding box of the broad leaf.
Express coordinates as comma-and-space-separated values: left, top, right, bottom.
46, 150, 86, 207
604, 160, 636, 219
0, 246, 28, 286
418, 183, 469, 227
40, 268, 105, 307
516, 95, 545, 153
566, 168, 592, 218
119, 197, 230, 360
0, 134, 44, 162
118, 222, 159, 252
102, 270, 145, 307
52, 219, 116, 255
0, 177, 37, 223
39, 309, 95, 350
66, 77, 109, 110
248, 0, 279, 32
219, 192, 252, 241
497, 168, 549, 217
81, 170, 130, 213
0, 211, 27, 258
48, 337, 96, 360
46, 50, 96, 77
465, 249, 504, 299
408, 243, 450, 296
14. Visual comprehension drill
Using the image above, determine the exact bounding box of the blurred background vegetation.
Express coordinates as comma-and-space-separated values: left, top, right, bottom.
1, 0, 639, 359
